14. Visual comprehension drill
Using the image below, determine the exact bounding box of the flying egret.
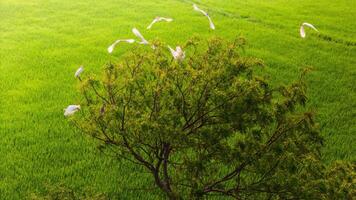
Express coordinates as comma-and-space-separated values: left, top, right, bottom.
300, 22, 319, 38
107, 39, 135, 54
193, 4, 215, 30
74, 66, 84, 78
147, 17, 173, 29
64, 105, 81, 117
168, 46, 185, 61
132, 28, 149, 44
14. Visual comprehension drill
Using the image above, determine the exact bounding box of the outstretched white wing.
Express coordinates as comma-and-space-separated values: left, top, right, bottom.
193, 4, 208, 16
74, 66, 84, 78
193, 4, 215, 30
147, 18, 159, 29
168, 45, 176, 57
107, 39, 135, 53
108, 40, 120, 53
132, 28, 149, 44
303, 22, 318, 32
147, 17, 173, 29
300, 22, 318, 38
159, 17, 173, 22
206, 15, 215, 30
300, 26, 306, 38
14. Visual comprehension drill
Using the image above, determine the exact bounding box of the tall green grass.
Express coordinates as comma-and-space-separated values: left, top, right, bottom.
0, 0, 355, 198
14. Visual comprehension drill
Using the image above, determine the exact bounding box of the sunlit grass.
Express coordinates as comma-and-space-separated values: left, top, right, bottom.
0, 0, 355, 198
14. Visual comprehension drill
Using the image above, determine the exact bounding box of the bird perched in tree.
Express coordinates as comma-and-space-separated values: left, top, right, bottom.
168, 46, 185, 61
74, 66, 84, 78
64, 105, 80, 117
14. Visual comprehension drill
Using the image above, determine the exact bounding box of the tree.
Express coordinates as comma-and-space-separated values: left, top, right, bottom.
70, 37, 355, 199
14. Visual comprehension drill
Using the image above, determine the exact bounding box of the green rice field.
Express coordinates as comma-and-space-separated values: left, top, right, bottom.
0, 0, 355, 198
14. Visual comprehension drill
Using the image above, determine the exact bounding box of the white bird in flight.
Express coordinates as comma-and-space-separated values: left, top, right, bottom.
74, 66, 84, 78
107, 39, 135, 54
168, 46, 185, 61
132, 28, 149, 44
147, 17, 173, 29
300, 22, 319, 38
193, 4, 215, 30
64, 105, 81, 117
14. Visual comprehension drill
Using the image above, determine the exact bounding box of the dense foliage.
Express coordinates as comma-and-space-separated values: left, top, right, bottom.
72, 37, 355, 199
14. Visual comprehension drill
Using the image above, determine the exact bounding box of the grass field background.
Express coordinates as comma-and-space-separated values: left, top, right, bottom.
0, 0, 355, 198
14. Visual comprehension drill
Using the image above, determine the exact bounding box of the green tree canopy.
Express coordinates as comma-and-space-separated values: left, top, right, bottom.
71, 37, 355, 199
